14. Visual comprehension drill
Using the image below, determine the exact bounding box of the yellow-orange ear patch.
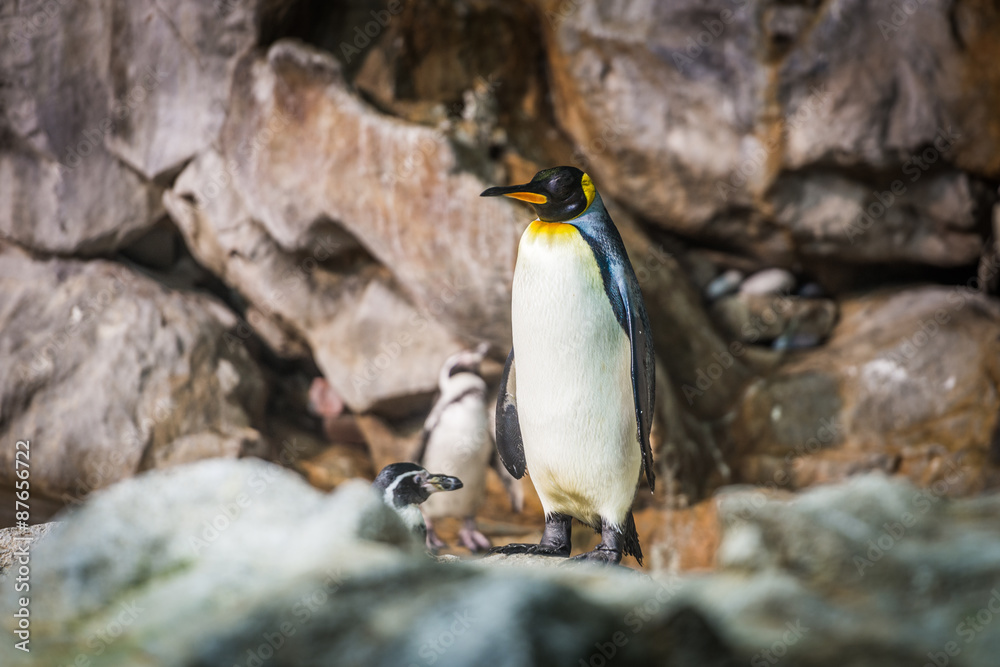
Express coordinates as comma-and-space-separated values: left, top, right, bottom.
503, 191, 548, 205
580, 173, 596, 209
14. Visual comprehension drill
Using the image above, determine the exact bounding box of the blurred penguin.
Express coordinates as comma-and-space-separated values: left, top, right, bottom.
417, 343, 523, 552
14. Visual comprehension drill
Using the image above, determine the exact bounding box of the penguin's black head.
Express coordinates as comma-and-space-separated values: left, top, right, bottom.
480, 166, 596, 222
372, 462, 463, 508
446, 342, 490, 378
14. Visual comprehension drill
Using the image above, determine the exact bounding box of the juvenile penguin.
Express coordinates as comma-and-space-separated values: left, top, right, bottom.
481, 166, 655, 565
417, 343, 522, 552
372, 463, 463, 542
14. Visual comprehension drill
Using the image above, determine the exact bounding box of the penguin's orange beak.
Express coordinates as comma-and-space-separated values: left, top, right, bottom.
480, 183, 548, 205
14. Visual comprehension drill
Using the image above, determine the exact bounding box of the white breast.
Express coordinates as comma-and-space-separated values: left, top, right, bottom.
511, 222, 640, 529
420, 393, 492, 519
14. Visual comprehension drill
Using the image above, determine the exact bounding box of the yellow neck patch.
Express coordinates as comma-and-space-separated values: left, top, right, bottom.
581, 173, 596, 210
524, 220, 578, 242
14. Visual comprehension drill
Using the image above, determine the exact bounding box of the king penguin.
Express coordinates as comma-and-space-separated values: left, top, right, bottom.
480, 166, 655, 565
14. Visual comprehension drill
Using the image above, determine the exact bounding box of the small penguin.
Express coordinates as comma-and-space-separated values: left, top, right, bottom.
372, 463, 463, 542
416, 343, 520, 553
481, 166, 655, 566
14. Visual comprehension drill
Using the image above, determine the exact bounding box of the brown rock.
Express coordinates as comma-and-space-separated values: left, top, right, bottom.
164, 149, 466, 413
220, 40, 525, 347
0, 243, 268, 504
729, 286, 1000, 493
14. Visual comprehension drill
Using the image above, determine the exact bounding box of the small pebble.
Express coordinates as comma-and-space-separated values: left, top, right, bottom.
704, 269, 744, 301
740, 268, 795, 296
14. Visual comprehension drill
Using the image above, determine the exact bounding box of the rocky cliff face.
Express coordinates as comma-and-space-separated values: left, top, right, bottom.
2, 0, 1000, 659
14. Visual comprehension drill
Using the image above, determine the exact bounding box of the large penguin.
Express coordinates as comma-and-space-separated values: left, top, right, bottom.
481, 166, 655, 565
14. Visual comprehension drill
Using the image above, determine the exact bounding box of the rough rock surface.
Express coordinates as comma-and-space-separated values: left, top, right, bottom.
219, 40, 525, 347
0, 244, 268, 502
4, 462, 999, 666
0, 459, 737, 667
0, 523, 55, 577
536, 0, 998, 268
702, 475, 1000, 666
729, 286, 1000, 492
0, 0, 260, 254
165, 148, 466, 414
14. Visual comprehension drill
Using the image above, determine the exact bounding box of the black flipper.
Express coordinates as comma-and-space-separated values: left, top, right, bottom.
495, 348, 525, 479
577, 208, 656, 492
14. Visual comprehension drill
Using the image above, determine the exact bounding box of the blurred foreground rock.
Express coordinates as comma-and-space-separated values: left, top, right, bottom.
4, 462, 1000, 666
0, 459, 735, 667
0, 243, 267, 503
704, 475, 1000, 666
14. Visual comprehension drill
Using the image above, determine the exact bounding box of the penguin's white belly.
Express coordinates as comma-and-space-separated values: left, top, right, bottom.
421, 399, 491, 519
511, 222, 640, 528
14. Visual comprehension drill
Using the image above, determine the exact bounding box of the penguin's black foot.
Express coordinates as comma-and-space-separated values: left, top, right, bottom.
486, 543, 570, 557
570, 544, 623, 565
487, 512, 573, 558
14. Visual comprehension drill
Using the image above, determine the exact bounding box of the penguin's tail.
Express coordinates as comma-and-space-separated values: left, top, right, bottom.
620, 512, 643, 567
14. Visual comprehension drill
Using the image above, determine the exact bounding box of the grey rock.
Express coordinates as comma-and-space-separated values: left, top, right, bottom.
0, 243, 268, 503
0, 0, 259, 254
540, 0, 764, 234
0, 458, 737, 667
0, 523, 55, 577
704, 475, 1000, 666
